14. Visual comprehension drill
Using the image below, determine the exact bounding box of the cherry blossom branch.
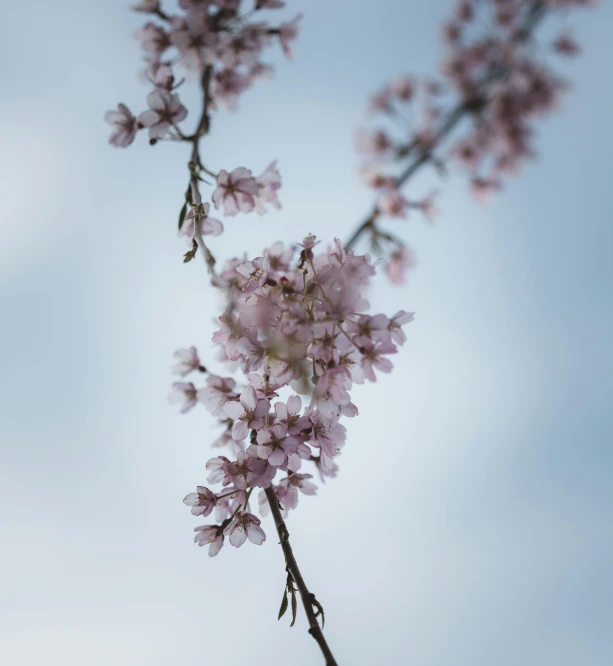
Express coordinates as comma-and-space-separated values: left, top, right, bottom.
345, 0, 549, 251
264, 486, 338, 666
107, 2, 592, 663
345, 103, 469, 250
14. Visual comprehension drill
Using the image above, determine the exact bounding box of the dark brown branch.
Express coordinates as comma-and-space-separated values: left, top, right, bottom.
264, 487, 338, 666
345, 0, 547, 251
186, 65, 218, 276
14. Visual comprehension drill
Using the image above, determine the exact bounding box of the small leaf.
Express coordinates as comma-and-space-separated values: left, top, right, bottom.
278, 588, 289, 621
178, 202, 187, 231
290, 589, 298, 627
183, 240, 198, 263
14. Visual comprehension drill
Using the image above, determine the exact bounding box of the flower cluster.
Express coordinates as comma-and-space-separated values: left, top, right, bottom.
105, 1, 300, 147
352, 0, 591, 276
175, 236, 413, 555
174, 161, 282, 254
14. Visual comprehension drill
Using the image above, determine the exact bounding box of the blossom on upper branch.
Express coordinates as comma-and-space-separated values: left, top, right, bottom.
277, 14, 302, 58
385, 246, 417, 286
169, 382, 198, 413
353, 0, 592, 271
378, 189, 410, 218
254, 161, 282, 214
212, 168, 259, 216
109, 2, 303, 151
135, 22, 170, 56
198, 375, 237, 416
139, 90, 188, 139
105, 104, 139, 147
172, 346, 202, 376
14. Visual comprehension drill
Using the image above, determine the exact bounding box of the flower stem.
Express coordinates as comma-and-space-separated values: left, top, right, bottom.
264, 487, 338, 666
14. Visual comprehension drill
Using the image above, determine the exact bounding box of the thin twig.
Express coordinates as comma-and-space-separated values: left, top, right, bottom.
264, 487, 338, 666
186, 65, 218, 277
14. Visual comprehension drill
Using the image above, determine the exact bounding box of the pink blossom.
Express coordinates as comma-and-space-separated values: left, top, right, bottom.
264, 241, 294, 273
254, 161, 282, 214
456, 1, 473, 22
247, 373, 283, 399
211, 425, 240, 452
218, 29, 264, 69
390, 75, 415, 100
385, 246, 416, 285
168, 382, 198, 413
369, 86, 393, 113
193, 525, 224, 557
225, 451, 276, 489
359, 339, 397, 382
212, 168, 259, 216
471, 177, 501, 202
415, 191, 440, 222
388, 310, 414, 346
277, 14, 302, 58
170, 13, 218, 70
223, 387, 269, 440
274, 395, 310, 435
198, 375, 237, 416
378, 189, 409, 218
206, 456, 231, 485
224, 511, 266, 547
236, 257, 270, 294
250, 62, 274, 81
276, 473, 317, 511
183, 486, 217, 516
454, 139, 481, 170
105, 104, 138, 148
259, 472, 317, 517
359, 165, 395, 190
139, 90, 188, 140
149, 63, 176, 91
308, 410, 346, 465
554, 33, 580, 56
212, 69, 252, 110
211, 314, 255, 361
355, 129, 393, 158
135, 22, 170, 55
351, 314, 391, 348
172, 346, 201, 376
250, 424, 309, 471
313, 370, 357, 419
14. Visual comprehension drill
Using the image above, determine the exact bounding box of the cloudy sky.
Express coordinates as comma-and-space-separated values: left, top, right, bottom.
1, 1, 612, 665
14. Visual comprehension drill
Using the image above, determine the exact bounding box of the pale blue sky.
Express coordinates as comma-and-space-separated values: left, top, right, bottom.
1, 1, 612, 665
